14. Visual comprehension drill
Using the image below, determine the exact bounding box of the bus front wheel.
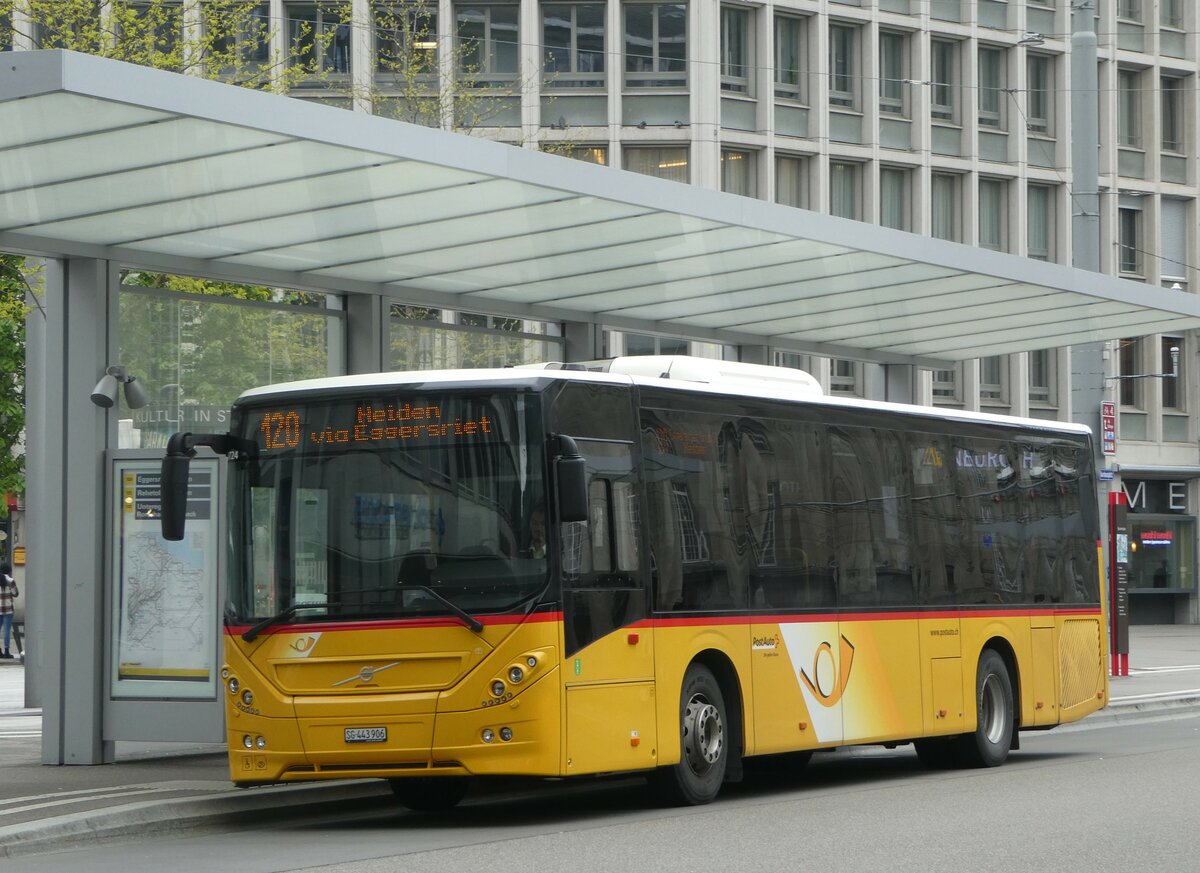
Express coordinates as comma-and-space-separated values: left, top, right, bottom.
653, 663, 728, 806
389, 777, 469, 812
961, 649, 1014, 768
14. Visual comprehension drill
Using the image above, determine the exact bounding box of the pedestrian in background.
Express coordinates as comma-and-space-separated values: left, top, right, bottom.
0, 563, 17, 659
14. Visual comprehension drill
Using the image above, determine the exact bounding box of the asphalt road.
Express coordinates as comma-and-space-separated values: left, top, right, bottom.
9, 712, 1199, 873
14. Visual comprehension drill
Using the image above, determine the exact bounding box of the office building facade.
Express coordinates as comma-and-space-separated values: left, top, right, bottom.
4, 0, 1197, 621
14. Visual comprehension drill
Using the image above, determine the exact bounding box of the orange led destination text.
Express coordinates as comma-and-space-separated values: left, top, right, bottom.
326, 402, 492, 444
258, 403, 494, 450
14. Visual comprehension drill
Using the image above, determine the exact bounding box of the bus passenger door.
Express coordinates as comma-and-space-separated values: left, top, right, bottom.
561, 439, 657, 775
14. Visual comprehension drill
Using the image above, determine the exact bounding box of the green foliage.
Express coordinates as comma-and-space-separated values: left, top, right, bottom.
2, 0, 342, 92
0, 255, 28, 505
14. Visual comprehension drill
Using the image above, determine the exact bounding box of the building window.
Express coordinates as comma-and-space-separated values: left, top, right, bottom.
930, 39, 957, 122
879, 31, 907, 117
1027, 184, 1054, 261
978, 46, 1005, 129
0, 8, 10, 52
456, 3, 520, 84
1119, 338, 1143, 408
774, 15, 804, 102
1162, 337, 1184, 410
543, 3, 606, 88
376, 4, 438, 81
1161, 76, 1184, 153
931, 365, 960, 403
1161, 198, 1188, 287
286, 2, 352, 79
1161, 0, 1184, 29
624, 2, 687, 88
720, 5, 751, 95
1028, 350, 1053, 405
775, 154, 808, 208
1118, 68, 1141, 148
1118, 207, 1142, 275
607, 332, 699, 357
623, 145, 689, 182
1026, 54, 1052, 135
829, 161, 860, 220
208, 2, 271, 77
830, 359, 861, 396
931, 173, 959, 241
828, 23, 857, 109
721, 149, 756, 197
880, 167, 909, 231
550, 145, 609, 164
980, 356, 1007, 404
1117, 0, 1142, 22
978, 178, 1006, 251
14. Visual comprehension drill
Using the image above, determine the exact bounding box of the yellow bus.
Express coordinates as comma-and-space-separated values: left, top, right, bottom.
162, 356, 1108, 810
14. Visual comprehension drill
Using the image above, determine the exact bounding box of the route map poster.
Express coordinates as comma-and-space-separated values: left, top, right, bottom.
111, 458, 219, 700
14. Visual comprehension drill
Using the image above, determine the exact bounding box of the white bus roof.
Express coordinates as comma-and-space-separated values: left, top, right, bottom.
238, 362, 1092, 438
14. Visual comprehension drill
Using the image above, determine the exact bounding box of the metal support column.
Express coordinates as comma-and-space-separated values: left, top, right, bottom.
29, 258, 115, 764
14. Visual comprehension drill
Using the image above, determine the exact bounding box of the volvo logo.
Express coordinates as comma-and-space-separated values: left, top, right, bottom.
332, 661, 401, 687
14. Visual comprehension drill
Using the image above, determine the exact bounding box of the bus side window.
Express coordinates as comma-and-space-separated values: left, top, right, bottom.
562, 441, 641, 589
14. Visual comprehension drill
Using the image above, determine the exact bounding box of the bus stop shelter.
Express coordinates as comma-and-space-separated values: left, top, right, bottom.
4, 50, 1200, 765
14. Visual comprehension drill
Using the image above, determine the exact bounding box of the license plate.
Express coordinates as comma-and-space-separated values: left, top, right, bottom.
344, 727, 387, 744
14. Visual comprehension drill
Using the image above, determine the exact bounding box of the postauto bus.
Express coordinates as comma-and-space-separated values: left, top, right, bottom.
161, 356, 1108, 810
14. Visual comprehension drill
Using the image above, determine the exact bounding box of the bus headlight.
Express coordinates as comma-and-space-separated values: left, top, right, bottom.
507, 666, 524, 684
227, 677, 240, 695
490, 680, 506, 698
242, 734, 253, 749
482, 729, 495, 743
241, 689, 254, 706
499, 727, 513, 742
255, 736, 267, 750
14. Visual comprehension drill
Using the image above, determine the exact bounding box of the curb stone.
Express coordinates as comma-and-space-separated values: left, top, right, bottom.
0, 780, 392, 860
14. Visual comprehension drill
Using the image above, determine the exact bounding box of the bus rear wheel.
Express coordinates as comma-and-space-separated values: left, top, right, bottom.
961, 649, 1014, 768
653, 664, 728, 806
389, 777, 470, 812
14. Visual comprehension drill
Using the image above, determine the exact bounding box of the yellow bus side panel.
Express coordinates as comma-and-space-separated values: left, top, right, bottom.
565, 682, 659, 775
1030, 626, 1058, 726
750, 621, 823, 754
838, 618, 924, 744
918, 616, 962, 736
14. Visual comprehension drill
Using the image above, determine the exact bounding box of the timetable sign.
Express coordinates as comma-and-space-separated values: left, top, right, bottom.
1101, 401, 1117, 455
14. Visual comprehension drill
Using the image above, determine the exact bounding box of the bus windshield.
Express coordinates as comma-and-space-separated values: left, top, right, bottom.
227, 390, 546, 626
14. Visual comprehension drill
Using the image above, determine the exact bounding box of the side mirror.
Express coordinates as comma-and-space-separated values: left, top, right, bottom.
554, 434, 588, 523
161, 452, 192, 541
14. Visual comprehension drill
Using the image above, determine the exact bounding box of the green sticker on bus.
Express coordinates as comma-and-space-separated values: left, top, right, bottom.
574, 658, 581, 676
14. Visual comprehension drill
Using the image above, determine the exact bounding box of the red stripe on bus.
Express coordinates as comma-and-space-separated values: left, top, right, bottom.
649, 607, 1101, 628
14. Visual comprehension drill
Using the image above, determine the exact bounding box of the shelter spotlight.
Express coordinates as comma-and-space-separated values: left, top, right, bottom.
90, 365, 149, 409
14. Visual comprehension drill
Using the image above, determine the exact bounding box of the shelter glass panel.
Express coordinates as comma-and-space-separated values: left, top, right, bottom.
117, 279, 345, 449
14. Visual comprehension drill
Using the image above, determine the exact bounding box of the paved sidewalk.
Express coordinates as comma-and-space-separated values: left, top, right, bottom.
1, 625, 1198, 859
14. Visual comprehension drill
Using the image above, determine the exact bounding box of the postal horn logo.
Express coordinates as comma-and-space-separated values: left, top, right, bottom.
799, 634, 856, 708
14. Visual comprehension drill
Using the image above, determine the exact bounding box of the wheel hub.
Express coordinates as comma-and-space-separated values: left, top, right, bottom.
683, 694, 723, 772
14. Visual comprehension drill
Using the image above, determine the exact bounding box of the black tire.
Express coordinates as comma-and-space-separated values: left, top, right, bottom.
652, 664, 728, 806
389, 777, 470, 812
960, 649, 1014, 768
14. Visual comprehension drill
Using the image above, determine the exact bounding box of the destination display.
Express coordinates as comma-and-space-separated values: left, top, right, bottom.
248, 396, 509, 452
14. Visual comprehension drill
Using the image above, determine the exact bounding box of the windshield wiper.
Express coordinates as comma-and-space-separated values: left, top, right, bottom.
240, 589, 484, 640
239, 602, 336, 642
402, 584, 485, 634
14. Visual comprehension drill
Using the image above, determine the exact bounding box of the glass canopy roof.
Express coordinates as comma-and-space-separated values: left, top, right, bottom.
4, 51, 1200, 365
